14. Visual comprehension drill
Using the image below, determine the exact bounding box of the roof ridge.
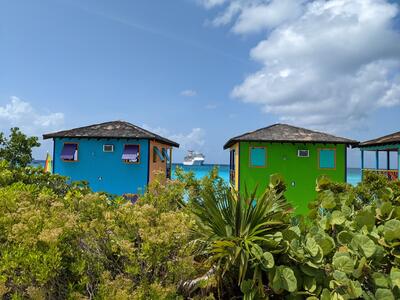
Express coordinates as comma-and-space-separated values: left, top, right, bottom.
223, 123, 358, 149
42, 120, 179, 147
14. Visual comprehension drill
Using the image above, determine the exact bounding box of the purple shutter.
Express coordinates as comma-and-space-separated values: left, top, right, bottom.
122, 145, 139, 161
61, 144, 77, 160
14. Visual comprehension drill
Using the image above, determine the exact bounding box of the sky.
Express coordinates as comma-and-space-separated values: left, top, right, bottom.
1, 0, 400, 167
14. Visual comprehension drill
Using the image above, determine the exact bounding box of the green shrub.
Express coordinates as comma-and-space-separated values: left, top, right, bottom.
0, 167, 198, 299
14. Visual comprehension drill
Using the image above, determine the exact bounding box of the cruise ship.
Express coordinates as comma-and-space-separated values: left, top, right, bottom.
183, 150, 205, 166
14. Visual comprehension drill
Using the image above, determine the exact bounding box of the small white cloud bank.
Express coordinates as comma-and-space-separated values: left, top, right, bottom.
0, 96, 65, 159
200, 0, 400, 131
180, 89, 198, 97
0, 96, 64, 135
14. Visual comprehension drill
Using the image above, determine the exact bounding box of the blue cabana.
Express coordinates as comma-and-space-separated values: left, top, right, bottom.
359, 131, 400, 180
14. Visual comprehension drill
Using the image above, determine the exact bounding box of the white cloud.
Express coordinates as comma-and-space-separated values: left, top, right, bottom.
0, 96, 64, 135
170, 128, 206, 150
203, 0, 305, 34
201, 0, 400, 131
198, 0, 227, 9
142, 124, 205, 151
180, 89, 197, 97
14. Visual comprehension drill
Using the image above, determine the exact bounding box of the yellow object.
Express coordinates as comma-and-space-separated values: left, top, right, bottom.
44, 152, 53, 173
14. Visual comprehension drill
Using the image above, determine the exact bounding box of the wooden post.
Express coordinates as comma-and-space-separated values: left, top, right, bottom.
387, 150, 390, 170
169, 148, 172, 179
376, 150, 379, 170
398, 147, 400, 179
361, 150, 364, 180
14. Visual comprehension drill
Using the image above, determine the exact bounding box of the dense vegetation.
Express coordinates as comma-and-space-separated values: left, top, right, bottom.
1, 130, 400, 299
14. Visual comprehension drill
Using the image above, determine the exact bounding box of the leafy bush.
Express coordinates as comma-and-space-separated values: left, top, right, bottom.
0, 168, 198, 299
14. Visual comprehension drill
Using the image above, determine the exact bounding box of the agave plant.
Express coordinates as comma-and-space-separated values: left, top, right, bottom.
189, 175, 292, 299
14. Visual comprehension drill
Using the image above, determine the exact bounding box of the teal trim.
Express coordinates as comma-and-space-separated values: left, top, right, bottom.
359, 144, 400, 151
153, 146, 164, 162
250, 147, 266, 167
398, 150, 400, 178
319, 149, 335, 169
376, 151, 379, 170
162, 148, 170, 162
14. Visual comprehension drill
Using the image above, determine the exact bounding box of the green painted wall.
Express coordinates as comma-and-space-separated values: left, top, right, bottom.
238, 142, 347, 215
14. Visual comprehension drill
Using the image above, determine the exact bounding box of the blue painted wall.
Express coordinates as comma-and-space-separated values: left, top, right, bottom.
53, 138, 149, 195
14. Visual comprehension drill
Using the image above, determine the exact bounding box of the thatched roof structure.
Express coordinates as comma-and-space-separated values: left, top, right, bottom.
359, 131, 400, 148
43, 121, 179, 147
223, 124, 358, 149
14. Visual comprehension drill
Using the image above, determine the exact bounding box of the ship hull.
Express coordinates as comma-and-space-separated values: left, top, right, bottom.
183, 159, 205, 166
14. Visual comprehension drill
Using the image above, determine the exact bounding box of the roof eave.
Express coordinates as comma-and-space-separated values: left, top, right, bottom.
43, 134, 179, 147
223, 139, 358, 149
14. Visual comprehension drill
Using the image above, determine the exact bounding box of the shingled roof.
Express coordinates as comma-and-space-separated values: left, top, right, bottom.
359, 130, 400, 148
43, 121, 179, 147
223, 124, 358, 149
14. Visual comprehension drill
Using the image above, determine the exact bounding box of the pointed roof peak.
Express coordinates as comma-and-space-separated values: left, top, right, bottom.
43, 121, 179, 147
224, 123, 358, 149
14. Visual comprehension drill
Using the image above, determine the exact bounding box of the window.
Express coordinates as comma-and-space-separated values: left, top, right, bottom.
250, 147, 266, 167
319, 149, 336, 169
122, 144, 140, 163
103, 144, 114, 152
61, 143, 78, 162
153, 146, 165, 163
298, 150, 309, 157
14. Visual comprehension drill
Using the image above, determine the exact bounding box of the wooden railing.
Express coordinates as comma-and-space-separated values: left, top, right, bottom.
362, 169, 399, 180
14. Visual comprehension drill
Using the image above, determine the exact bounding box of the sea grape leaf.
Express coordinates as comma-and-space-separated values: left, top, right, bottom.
261, 251, 274, 269
348, 280, 363, 298
351, 234, 376, 258
331, 210, 346, 225
390, 267, 400, 289
380, 201, 393, 217
332, 270, 348, 282
353, 257, 367, 279
315, 234, 335, 256
337, 231, 353, 245
332, 254, 354, 274
303, 276, 317, 293
271, 266, 297, 293
320, 289, 331, 300
384, 219, 400, 242
375, 288, 395, 300
355, 209, 375, 231
373, 272, 390, 288
306, 238, 320, 257
320, 191, 336, 209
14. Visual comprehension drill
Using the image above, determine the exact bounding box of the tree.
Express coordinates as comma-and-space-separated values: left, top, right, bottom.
0, 127, 40, 167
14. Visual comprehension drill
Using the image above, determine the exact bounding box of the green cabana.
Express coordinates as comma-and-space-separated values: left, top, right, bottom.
359, 131, 400, 180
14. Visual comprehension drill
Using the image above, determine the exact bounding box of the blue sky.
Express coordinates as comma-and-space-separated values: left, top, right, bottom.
1, 0, 400, 166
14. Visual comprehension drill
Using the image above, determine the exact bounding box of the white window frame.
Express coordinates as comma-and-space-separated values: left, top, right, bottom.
103, 144, 114, 153
297, 149, 309, 158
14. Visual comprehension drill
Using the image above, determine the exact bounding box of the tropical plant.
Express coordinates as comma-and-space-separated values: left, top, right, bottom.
189, 175, 292, 299
0, 127, 40, 167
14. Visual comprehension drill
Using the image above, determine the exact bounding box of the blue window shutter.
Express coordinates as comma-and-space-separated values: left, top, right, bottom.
319, 149, 335, 169
250, 147, 266, 167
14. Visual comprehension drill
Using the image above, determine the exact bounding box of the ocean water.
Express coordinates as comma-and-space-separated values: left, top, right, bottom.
31, 160, 362, 186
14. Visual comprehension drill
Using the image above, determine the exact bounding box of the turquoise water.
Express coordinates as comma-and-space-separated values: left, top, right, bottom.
31, 161, 362, 186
